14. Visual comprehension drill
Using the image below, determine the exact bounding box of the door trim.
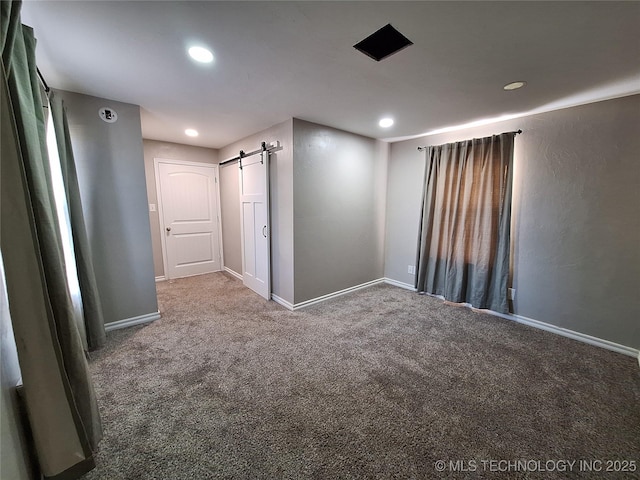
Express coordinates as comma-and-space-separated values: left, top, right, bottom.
153, 158, 224, 280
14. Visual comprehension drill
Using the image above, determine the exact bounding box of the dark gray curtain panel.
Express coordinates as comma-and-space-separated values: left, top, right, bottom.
50, 91, 106, 350
416, 133, 515, 313
1, 1, 102, 478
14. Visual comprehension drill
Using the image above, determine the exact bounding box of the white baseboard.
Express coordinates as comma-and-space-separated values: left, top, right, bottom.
485, 311, 639, 358
384, 278, 416, 291
104, 311, 160, 332
224, 267, 243, 281
155, 276, 166, 283
291, 278, 385, 310
271, 294, 294, 311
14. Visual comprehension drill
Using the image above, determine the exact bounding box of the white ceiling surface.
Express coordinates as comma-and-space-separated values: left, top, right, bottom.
21, 1, 640, 149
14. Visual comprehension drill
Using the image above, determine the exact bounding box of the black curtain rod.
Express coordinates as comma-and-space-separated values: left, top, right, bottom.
417, 129, 522, 151
37, 67, 50, 93
220, 141, 277, 167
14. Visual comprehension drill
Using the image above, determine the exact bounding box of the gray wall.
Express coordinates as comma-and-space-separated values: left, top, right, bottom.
58, 90, 158, 324
219, 118, 388, 306
293, 119, 388, 304
142, 139, 219, 278
385, 95, 640, 349
219, 119, 294, 304
219, 159, 242, 275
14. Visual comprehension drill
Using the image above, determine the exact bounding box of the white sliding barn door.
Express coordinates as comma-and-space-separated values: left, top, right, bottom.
239, 151, 271, 299
157, 161, 222, 279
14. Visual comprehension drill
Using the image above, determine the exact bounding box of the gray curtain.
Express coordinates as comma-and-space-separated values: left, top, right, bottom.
50, 91, 106, 350
416, 133, 515, 313
1, 1, 102, 478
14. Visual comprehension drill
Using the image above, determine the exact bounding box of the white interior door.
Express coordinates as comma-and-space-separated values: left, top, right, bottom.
157, 161, 222, 279
240, 151, 270, 299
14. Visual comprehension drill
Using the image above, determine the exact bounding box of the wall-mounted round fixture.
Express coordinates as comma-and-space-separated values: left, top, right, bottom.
185, 129, 199, 137
188, 46, 214, 63
379, 117, 394, 128
99, 107, 118, 123
503, 81, 527, 91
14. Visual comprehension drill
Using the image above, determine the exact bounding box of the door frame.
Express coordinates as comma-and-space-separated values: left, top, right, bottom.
154, 158, 224, 280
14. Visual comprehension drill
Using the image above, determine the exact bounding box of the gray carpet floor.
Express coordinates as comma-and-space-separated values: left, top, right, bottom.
84, 272, 639, 479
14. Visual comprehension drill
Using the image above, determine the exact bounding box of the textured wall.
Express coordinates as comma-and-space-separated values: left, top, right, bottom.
142, 140, 219, 278
58, 90, 158, 324
293, 119, 388, 304
219, 118, 388, 306
219, 120, 294, 304
385, 95, 640, 348
219, 162, 242, 275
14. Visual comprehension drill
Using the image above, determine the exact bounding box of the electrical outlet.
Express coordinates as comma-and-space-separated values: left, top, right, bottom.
408, 265, 416, 275
508, 288, 515, 300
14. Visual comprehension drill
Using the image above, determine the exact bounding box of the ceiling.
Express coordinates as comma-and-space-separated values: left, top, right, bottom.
21, 1, 640, 149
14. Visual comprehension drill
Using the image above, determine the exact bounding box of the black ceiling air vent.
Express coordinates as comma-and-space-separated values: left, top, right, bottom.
353, 24, 413, 62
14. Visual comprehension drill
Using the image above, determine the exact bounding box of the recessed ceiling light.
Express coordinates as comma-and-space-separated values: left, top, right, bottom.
188, 46, 214, 63
503, 81, 527, 91
185, 129, 199, 137
379, 117, 394, 128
